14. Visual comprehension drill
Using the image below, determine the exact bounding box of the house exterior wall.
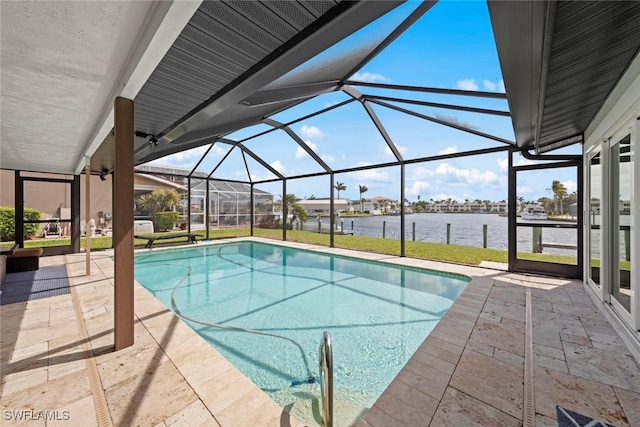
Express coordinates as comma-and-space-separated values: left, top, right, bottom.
0, 170, 112, 234
0, 170, 191, 235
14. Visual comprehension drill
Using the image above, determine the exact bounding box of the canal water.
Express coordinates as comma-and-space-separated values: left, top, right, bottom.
304, 213, 579, 256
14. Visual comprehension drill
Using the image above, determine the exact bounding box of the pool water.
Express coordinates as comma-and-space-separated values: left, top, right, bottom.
134, 241, 469, 426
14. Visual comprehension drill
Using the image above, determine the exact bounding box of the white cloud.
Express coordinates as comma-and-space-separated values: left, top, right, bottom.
350, 71, 390, 83
563, 180, 577, 193
406, 181, 431, 196
348, 162, 390, 182
435, 162, 499, 186
438, 146, 458, 155
409, 166, 435, 180
384, 144, 408, 158
295, 140, 317, 159
456, 78, 478, 91
211, 145, 225, 156
483, 79, 506, 93
300, 125, 323, 139
497, 157, 535, 172
270, 160, 286, 174
149, 145, 210, 168
517, 185, 532, 194
483, 80, 496, 91
321, 154, 335, 162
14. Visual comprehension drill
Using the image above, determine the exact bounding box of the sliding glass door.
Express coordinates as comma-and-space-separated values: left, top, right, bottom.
587, 150, 601, 290
609, 133, 633, 319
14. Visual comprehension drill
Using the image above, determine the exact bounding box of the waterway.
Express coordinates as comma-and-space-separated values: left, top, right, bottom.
305, 213, 579, 256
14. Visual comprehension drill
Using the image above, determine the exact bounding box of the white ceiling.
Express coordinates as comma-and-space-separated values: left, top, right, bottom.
0, 1, 198, 174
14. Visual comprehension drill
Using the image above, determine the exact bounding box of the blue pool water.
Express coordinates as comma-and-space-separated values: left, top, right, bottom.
134, 242, 469, 425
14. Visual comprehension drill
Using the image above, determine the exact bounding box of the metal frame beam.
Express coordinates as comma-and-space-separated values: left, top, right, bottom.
343, 85, 404, 162
370, 99, 515, 146
400, 163, 406, 257
263, 118, 331, 172
282, 179, 287, 241
256, 145, 510, 184
218, 137, 285, 180
208, 145, 238, 179
250, 183, 254, 237
240, 150, 252, 183
240, 81, 340, 107
344, 81, 508, 99
188, 142, 216, 177
245, 99, 356, 143
342, 1, 437, 82
365, 95, 511, 117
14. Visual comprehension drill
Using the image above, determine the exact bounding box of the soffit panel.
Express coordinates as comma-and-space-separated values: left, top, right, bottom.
538, 1, 640, 147
487, 0, 545, 150
489, 0, 640, 151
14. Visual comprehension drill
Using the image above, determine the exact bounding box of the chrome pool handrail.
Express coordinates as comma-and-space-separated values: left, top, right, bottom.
319, 331, 333, 427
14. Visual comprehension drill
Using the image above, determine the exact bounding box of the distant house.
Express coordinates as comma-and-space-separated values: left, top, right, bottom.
295, 199, 349, 215
133, 172, 186, 220
136, 164, 274, 228
355, 196, 397, 214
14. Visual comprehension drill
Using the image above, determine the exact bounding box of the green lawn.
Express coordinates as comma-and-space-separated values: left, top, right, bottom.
0, 227, 601, 268
0, 228, 251, 251
251, 228, 579, 266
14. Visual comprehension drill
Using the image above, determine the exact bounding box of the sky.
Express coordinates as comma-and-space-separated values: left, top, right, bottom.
146, 0, 580, 203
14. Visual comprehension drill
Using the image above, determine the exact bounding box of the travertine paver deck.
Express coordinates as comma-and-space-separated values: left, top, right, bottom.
1, 237, 639, 427
357, 270, 640, 427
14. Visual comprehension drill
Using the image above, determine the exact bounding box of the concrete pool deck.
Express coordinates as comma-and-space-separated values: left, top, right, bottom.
1, 237, 639, 426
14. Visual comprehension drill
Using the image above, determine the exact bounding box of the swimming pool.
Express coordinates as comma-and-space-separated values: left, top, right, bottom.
134, 241, 469, 426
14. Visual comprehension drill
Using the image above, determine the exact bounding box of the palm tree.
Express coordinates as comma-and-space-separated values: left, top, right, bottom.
281, 193, 307, 227
557, 184, 568, 215
550, 180, 568, 215
334, 182, 346, 200
137, 188, 182, 228
358, 185, 368, 213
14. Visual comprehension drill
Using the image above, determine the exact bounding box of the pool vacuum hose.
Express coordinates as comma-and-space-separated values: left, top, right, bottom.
168, 264, 317, 387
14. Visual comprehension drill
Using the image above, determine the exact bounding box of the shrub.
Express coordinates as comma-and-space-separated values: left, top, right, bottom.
155, 211, 180, 232
0, 207, 41, 241
257, 214, 282, 229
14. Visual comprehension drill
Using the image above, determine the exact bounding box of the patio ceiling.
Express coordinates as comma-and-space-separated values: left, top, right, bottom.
0, 1, 161, 174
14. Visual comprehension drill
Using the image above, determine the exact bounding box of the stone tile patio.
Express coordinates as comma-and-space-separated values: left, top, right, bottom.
1, 238, 639, 426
